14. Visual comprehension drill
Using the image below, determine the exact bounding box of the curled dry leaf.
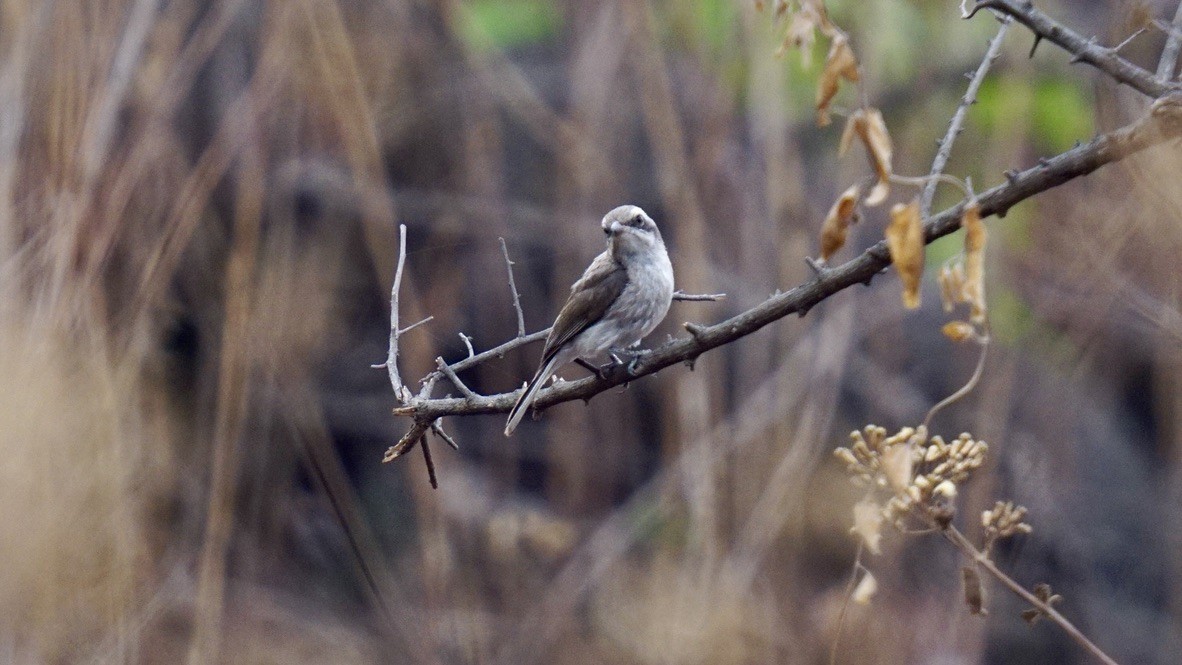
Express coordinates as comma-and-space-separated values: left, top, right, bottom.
852, 497, 884, 555
961, 199, 987, 324
839, 108, 893, 204
937, 264, 965, 312
852, 571, 878, 605
962, 566, 987, 615
816, 33, 859, 126
819, 184, 861, 261
941, 321, 976, 343
886, 199, 924, 309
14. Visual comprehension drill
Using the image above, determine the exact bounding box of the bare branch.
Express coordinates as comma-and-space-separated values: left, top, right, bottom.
423, 328, 550, 387
499, 237, 527, 337
922, 17, 1011, 218
435, 357, 479, 401
459, 332, 475, 358
1158, 2, 1182, 81
380, 224, 410, 401
672, 290, 726, 301
968, 0, 1179, 98
390, 96, 1182, 424
398, 316, 433, 336
430, 420, 461, 451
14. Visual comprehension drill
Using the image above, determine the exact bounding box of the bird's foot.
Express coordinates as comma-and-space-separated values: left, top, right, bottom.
610, 347, 652, 376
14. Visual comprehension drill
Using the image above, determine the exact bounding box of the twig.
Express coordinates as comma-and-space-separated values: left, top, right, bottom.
459, 332, 475, 358
383, 420, 429, 463
672, 290, 726, 301
436, 356, 479, 400
420, 435, 437, 489
1157, 1, 1182, 81
499, 237, 527, 337
941, 526, 1121, 665
422, 328, 550, 386
922, 16, 1011, 218
430, 420, 461, 451
923, 335, 990, 431
399, 316, 433, 335
968, 0, 1178, 98
379, 224, 410, 401
389, 97, 1182, 424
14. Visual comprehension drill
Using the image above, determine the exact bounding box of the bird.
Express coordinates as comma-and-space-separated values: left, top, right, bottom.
504, 205, 674, 436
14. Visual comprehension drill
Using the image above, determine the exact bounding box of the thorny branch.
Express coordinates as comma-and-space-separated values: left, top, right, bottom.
967, 0, 1180, 98
388, 96, 1182, 427
921, 16, 1011, 218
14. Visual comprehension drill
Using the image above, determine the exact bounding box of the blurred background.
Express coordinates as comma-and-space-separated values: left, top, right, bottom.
0, 0, 1180, 662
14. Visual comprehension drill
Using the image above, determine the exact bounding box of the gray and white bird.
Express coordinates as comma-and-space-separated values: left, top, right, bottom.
504, 205, 674, 436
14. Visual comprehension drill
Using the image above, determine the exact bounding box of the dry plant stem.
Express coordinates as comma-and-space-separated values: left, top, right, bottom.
921, 16, 1011, 217
1158, 2, 1182, 81
969, 0, 1179, 98
499, 237, 526, 337
829, 541, 865, 665
923, 336, 989, 431
941, 526, 1121, 665
391, 97, 1182, 424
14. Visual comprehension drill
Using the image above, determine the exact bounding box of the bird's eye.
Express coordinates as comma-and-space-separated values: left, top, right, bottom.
603, 226, 611, 235
630, 215, 646, 229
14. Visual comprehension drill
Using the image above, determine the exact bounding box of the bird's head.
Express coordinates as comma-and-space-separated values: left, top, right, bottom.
602, 205, 664, 259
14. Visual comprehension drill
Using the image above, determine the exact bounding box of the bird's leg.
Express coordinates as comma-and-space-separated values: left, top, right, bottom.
609, 346, 652, 376
575, 357, 608, 378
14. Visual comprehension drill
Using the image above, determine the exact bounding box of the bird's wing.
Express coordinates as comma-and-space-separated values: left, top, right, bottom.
540, 251, 627, 363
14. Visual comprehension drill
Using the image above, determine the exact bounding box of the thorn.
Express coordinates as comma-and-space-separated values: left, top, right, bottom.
797, 304, 812, 317
1004, 169, 1019, 183
805, 256, 828, 277
1038, 156, 1051, 167
684, 321, 708, 339
1028, 34, 1042, 59
683, 358, 697, 371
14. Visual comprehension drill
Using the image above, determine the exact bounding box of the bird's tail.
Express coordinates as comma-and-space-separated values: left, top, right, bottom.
504, 356, 559, 436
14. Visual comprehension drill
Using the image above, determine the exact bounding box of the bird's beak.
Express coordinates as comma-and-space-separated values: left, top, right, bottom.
609, 220, 622, 235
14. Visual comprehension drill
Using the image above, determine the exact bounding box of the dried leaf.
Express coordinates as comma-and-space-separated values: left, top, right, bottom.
801, 0, 835, 36
781, 10, 819, 64
852, 571, 878, 605
861, 109, 893, 204
816, 33, 859, 126
962, 566, 987, 615
838, 108, 893, 204
937, 264, 965, 312
851, 497, 884, 555
941, 321, 976, 343
961, 199, 987, 324
819, 184, 861, 260
880, 442, 913, 494
886, 199, 924, 309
